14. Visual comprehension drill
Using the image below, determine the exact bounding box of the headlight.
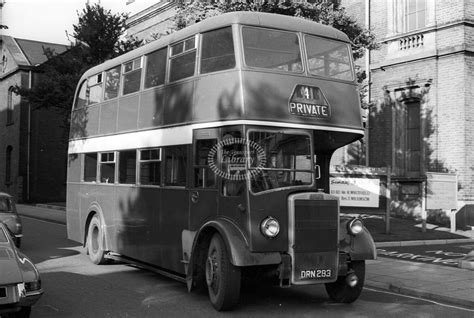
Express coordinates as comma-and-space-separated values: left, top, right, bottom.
260, 217, 280, 238
347, 218, 363, 235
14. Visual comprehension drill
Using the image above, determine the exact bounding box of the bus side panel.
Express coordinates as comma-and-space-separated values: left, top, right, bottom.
82, 184, 117, 252
66, 183, 81, 243
115, 186, 156, 261
160, 188, 188, 274
84, 104, 100, 137
138, 88, 165, 128
163, 81, 193, 126
118, 94, 140, 132
193, 71, 243, 121
66, 154, 82, 242
99, 100, 119, 135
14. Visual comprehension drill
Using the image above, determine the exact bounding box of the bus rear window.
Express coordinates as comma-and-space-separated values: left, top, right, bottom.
305, 36, 354, 81
201, 27, 235, 74
242, 27, 303, 73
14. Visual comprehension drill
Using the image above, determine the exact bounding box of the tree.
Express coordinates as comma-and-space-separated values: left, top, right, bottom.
14, 4, 143, 134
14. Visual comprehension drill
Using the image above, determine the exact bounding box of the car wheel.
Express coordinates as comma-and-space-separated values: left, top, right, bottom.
325, 260, 365, 303
87, 215, 108, 265
205, 233, 241, 311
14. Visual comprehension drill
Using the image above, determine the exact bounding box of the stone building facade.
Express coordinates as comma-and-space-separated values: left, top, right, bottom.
0, 35, 68, 202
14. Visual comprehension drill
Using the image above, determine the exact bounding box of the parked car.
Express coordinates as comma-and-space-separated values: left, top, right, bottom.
0, 192, 22, 247
0, 222, 43, 317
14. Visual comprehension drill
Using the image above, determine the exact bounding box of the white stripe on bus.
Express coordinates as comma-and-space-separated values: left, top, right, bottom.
68, 120, 364, 154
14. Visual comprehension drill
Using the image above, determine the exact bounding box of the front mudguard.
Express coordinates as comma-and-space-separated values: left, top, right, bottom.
182, 218, 281, 291
339, 218, 377, 261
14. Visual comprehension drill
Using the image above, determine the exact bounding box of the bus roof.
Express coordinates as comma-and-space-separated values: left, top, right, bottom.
80, 11, 351, 79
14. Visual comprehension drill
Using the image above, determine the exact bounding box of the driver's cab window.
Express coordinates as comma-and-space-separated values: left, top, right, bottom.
220, 129, 245, 197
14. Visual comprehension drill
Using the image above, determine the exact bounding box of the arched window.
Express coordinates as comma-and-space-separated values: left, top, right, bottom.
5, 146, 12, 184
7, 87, 14, 124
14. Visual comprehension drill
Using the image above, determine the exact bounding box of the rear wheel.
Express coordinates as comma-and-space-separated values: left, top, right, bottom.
205, 233, 241, 311
87, 215, 108, 265
325, 260, 365, 303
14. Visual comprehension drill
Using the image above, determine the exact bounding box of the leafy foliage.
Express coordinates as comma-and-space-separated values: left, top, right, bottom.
173, 0, 378, 60
14, 4, 143, 131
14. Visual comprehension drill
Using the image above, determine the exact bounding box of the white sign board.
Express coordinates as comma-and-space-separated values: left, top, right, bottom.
426, 173, 457, 210
330, 177, 380, 208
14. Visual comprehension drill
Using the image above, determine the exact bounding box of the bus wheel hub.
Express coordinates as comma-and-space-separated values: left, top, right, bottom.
206, 256, 217, 287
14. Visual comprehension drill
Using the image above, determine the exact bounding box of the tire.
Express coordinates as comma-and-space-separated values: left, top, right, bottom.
325, 260, 365, 303
86, 215, 108, 265
205, 233, 241, 311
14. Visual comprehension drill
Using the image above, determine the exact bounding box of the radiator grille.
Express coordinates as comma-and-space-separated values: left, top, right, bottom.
293, 199, 338, 253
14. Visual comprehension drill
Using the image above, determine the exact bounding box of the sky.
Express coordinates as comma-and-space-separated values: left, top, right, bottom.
1, 0, 154, 45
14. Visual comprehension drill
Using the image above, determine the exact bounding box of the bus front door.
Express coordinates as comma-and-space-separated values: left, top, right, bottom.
189, 129, 219, 230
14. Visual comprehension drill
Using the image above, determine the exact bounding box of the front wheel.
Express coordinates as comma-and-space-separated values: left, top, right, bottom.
86, 215, 108, 265
325, 260, 365, 303
205, 233, 241, 311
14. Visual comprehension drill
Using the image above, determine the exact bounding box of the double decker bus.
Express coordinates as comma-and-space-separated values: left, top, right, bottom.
66, 12, 376, 311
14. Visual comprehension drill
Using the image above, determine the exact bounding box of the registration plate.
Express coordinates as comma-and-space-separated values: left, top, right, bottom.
300, 269, 332, 279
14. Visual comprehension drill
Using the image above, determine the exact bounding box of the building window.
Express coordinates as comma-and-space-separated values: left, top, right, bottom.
5, 146, 12, 184
393, 0, 427, 34
405, 102, 421, 173
406, 0, 426, 32
7, 87, 14, 125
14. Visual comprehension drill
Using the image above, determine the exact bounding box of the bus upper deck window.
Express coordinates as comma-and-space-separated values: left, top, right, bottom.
145, 48, 167, 88
123, 57, 143, 95
200, 27, 235, 74
169, 36, 197, 82
104, 66, 121, 100
87, 73, 103, 105
305, 36, 354, 81
75, 80, 87, 109
242, 27, 303, 73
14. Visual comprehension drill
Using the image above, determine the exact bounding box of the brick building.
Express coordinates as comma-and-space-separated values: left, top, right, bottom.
340, 0, 474, 223
0, 35, 68, 202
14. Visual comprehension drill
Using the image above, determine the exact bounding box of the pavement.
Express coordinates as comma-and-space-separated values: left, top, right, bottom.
17, 203, 474, 310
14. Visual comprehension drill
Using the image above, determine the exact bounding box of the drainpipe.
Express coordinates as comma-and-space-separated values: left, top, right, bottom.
27, 70, 32, 201
365, 0, 371, 166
